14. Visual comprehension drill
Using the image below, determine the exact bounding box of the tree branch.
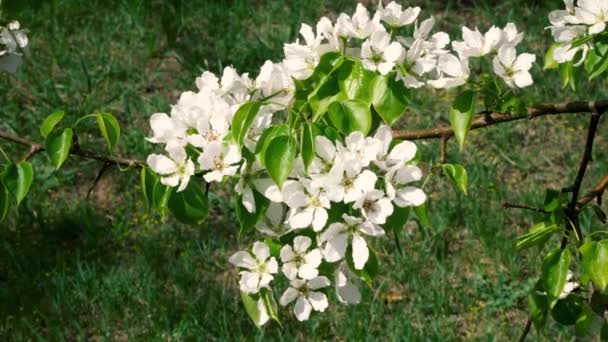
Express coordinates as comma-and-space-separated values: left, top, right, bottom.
577, 174, 608, 208
502, 202, 548, 213
0, 129, 144, 168
392, 100, 608, 141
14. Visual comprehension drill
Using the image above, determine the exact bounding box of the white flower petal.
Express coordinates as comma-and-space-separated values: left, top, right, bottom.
294, 297, 313, 321
229, 251, 257, 269
352, 234, 369, 270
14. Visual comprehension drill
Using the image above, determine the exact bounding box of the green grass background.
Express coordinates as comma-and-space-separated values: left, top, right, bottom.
1, 0, 607, 340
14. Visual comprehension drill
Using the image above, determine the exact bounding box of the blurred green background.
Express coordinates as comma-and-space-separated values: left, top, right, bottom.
1, 0, 607, 340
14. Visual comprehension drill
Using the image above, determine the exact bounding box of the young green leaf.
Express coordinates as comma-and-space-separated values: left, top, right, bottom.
140, 167, 157, 211
45, 128, 73, 170
240, 292, 262, 326
515, 222, 560, 251
575, 304, 605, 337
231, 101, 262, 148
551, 295, 583, 326
337, 60, 375, 104
328, 99, 372, 135
301, 123, 315, 171
528, 280, 549, 331
264, 136, 296, 189
541, 248, 571, 306
544, 188, 567, 212
261, 288, 281, 326
543, 43, 559, 70
449, 90, 475, 151
371, 74, 410, 125
441, 163, 468, 195
39, 111, 65, 138
579, 239, 608, 292
95, 113, 120, 151
414, 203, 430, 226
0, 184, 9, 223
1, 162, 33, 206
588, 49, 608, 80
559, 61, 576, 90
167, 181, 209, 225
235, 189, 270, 234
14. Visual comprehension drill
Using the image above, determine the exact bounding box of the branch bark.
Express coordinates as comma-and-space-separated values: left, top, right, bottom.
577, 174, 608, 208
0, 129, 144, 168
392, 100, 608, 140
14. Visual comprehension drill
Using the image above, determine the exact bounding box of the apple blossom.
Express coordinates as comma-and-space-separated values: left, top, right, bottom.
493, 46, 536, 88
229, 241, 279, 294
282, 180, 330, 231
279, 276, 330, 321
377, 2, 420, 28
360, 28, 404, 75
146, 147, 195, 192
198, 141, 241, 183
280, 236, 323, 280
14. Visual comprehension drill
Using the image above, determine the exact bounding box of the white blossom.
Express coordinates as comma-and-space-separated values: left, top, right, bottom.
559, 270, 580, 299
353, 190, 394, 225
198, 141, 241, 183
280, 236, 323, 280
427, 53, 470, 89
493, 46, 536, 88
146, 147, 195, 192
282, 180, 330, 231
279, 276, 330, 321
283, 24, 324, 80
335, 3, 382, 40
235, 160, 282, 213
318, 214, 385, 269
377, 2, 420, 27
229, 241, 279, 294
335, 267, 361, 304
361, 28, 404, 75
452, 26, 503, 58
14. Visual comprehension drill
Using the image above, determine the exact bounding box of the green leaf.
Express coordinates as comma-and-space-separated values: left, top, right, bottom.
383, 206, 411, 233
235, 189, 270, 234
575, 304, 604, 337
337, 60, 375, 104
1, 162, 33, 206
301, 123, 315, 171
579, 239, 608, 292
544, 188, 567, 212
441, 163, 468, 195
346, 244, 378, 285
255, 125, 289, 164
528, 280, 549, 331
261, 288, 281, 326
551, 294, 584, 325
515, 222, 560, 251
559, 61, 576, 90
371, 74, 410, 125
602, 322, 608, 341
45, 128, 73, 170
541, 248, 571, 306
167, 181, 208, 225
590, 291, 608, 316
40, 111, 65, 138
414, 203, 430, 226
449, 90, 475, 151
310, 52, 344, 81
590, 204, 608, 224
240, 292, 262, 326
264, 136, 296, 189
588, 48, 608, 80
0, 184, 9, 223
140, 167, 157, 211
328, 99, 372, 135
231, 101, 262, 148
544, 43, 559, 70
309, 76, 346, 122
95, 113, 120, 151
152, 176, 172, 220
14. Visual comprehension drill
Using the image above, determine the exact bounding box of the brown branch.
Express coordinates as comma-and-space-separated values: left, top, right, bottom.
518, 316, 533, 342
502, 202, 548, 214
0, 129, 144, 168
439, 135, 448, 164
577, 174, 608, 208
392, 100, 608, 140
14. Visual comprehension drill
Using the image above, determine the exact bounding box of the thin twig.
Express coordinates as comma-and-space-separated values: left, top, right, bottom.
87, 162, 113, 199
392, 100, 608, 141
502, 202, 548, 213
440, 135, 448, 164
518, 316, 533, 342
0, 129, 144, 168
577, 174, 608, 208
560, 111, 603, 248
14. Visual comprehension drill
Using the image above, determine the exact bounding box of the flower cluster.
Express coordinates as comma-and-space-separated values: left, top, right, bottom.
144, 2, 536, 325
0, 21, 28, 74
548, 0, 608, 65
